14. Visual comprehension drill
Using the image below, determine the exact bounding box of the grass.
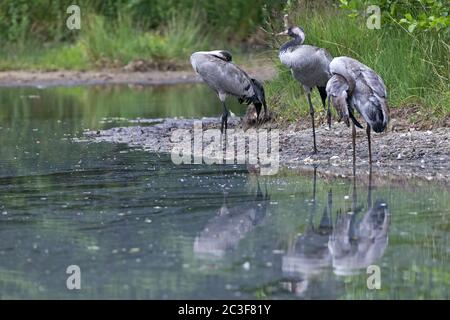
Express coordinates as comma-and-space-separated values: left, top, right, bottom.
0, 0, 283, 71
0, 12, 211, 71
265, 7, 450, 122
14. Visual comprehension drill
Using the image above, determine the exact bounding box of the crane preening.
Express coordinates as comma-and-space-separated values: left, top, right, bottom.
190, 50, 268, 133
326, 56, 389, 164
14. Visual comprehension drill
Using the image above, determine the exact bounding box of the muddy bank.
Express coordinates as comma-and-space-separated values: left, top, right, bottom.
80, 116, 450, 184
0, 65, 276, 88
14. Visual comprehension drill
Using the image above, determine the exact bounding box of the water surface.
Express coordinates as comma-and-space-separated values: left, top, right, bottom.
0, 84, 448, 299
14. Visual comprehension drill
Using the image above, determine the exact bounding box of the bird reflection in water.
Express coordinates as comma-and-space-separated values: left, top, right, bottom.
193, 179, 270, 259
281, 167, 334, 297
328, 169, 390, 276
281, 168, 390, 297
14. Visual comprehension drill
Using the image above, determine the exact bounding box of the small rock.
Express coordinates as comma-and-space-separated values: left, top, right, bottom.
329, 155, 341, 166
303, 156, 314, 164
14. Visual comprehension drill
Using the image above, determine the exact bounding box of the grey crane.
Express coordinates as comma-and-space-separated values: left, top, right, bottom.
325, 56, 389, 164
328, 170, 390, 276
276, 14, 333, 153
190, 50, 267, 133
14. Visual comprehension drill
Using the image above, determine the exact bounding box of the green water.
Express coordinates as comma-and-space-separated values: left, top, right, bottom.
0, 84, 448, 299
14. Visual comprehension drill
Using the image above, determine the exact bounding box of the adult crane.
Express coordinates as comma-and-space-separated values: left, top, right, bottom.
190, 50, 267, 133
276, 14, 333, 153
326, 56, 389, 164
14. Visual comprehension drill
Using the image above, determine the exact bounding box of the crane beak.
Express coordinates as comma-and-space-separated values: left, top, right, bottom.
275, 30, 289, 37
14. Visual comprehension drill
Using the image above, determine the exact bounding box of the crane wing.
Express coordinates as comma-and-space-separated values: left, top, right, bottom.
359, 68, 387, 98
337, 56, 387, 98
326, 74, 349, 97
281, 46, 331, 70
196, 58, 255, 101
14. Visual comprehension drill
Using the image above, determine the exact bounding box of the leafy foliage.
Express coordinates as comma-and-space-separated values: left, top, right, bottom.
338, 0, 450, 33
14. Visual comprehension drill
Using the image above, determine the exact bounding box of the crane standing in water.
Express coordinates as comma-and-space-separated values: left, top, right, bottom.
325, 56, 389, 164
190, 50, 267, 133
276, 14, 333, 153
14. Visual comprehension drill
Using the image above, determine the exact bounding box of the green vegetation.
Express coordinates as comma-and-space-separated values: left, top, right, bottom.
339, 0, 450, 33
0, 0, 448, 120
0, 0, 284, 70
265, 1, 450, 122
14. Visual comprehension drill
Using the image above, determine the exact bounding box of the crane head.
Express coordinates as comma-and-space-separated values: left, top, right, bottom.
275, 14, 305, 43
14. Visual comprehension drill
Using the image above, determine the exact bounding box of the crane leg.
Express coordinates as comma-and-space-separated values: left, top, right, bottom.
221, 101, 229, 134
255, 102, 262, 126
352, 121, 356, 174
306, 92, 318, 154
326, 96, 332, 129
366, 124, 372, 165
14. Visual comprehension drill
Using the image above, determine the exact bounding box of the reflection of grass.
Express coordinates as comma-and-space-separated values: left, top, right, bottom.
0, 270, 42, 299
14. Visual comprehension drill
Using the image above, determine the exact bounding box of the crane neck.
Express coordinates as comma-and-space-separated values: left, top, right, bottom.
280, 36, 304, 53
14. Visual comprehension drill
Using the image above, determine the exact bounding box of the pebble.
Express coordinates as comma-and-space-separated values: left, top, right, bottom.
329, 155, 341, 166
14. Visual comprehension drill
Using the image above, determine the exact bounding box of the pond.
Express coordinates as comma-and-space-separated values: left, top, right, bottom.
0, 84, 448, 299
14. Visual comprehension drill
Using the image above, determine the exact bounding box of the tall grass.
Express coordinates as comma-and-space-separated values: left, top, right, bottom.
0, 0, 285, 70
0, 0, 285, 42
266, 7, 450, 120
80, 14, 166, 67
0, 12, 211, 70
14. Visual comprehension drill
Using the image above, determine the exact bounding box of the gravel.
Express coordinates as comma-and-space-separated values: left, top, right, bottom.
81, 117, 450, 183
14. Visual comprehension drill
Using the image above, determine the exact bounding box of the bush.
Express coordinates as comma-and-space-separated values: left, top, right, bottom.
338, 0, 450, 33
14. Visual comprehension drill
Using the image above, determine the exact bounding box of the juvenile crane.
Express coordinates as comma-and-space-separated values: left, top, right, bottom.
325, 56, 389, 164
276, 14, 333, 153
190, 50, 267, 133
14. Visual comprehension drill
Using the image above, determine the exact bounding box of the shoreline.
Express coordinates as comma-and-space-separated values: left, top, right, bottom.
0, 65, 277, 88
79, 117, 450, 185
